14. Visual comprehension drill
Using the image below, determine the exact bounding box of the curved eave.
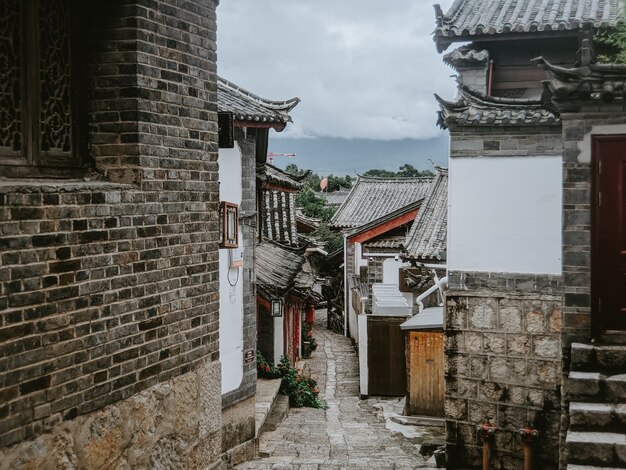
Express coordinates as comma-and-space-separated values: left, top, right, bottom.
435, 87, 559, 129
235, 119, 288, 131
434, 22, 619, 53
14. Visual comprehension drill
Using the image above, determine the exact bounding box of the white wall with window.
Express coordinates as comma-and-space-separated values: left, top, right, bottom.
218, 145, 244, 394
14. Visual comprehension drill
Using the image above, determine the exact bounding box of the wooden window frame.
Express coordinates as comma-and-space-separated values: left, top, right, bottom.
220, 201, 239, 249
0, 0, 87, 178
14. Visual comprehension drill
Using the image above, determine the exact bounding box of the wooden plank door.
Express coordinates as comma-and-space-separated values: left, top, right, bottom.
593, 135, 626, 333
408, 331, 444, 417
367, 316, 407, 396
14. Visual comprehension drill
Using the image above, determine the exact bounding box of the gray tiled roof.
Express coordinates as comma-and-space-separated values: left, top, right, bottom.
320, 190, 351, 206
363, 235, 406, 250
434, 0, 623, 50
218, 76, 300, 126
404, 169, 448, 261
330, 176, 433, 229
256, 241, 304, 297
262, 164, 309, 191
435, 86, 559, 129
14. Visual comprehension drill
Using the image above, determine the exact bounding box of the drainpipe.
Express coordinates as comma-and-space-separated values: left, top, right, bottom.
519, 425, 539, 470
415, 276, 448, 312
476, 418, 496, 470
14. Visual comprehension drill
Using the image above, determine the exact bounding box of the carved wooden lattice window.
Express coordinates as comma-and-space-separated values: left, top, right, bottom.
0, 0, 84, 177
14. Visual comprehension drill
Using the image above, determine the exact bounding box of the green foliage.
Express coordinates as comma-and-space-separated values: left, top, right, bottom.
257, 352, 324, 408
301, 322, 318, 351
325, 174, 353, 192
277, 356, 324, 408
284, 164, 352, 192
312, 222, 343, 253
595, 23, 626, 64
257, 351, 282, 379
296, 188, 336, 222
363, 164, 434, 178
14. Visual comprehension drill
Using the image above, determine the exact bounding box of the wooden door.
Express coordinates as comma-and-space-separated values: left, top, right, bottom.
408, 331, 444, 417
367, 316, 407, 396
593, 135, 626, 333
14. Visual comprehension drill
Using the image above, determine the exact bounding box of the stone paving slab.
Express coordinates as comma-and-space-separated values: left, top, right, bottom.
236, 311, 443, 469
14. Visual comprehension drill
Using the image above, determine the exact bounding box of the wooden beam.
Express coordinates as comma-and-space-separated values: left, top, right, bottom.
348, 209, 419, 245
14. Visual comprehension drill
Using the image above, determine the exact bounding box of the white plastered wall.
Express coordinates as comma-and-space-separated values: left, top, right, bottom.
218, 145, 244, 394
448, 155, 562, 275
382, 257, 413, 305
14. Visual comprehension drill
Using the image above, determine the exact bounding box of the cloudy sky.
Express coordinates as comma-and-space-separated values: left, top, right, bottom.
217, 1, 457, 142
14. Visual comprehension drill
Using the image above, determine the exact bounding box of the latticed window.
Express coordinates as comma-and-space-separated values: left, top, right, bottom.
0, 0, 84, 177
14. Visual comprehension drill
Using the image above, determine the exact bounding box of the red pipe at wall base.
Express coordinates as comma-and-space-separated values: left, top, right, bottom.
476, 418, 496, 470
519, 426, 539, 470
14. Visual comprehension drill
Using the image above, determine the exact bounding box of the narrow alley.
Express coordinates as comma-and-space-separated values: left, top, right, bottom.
237, 312, 443, 470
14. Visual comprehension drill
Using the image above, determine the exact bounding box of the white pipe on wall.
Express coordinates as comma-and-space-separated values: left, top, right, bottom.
416, 276, 448, 312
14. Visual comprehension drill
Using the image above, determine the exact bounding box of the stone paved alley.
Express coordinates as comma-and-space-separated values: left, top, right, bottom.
236, 312, 443, 469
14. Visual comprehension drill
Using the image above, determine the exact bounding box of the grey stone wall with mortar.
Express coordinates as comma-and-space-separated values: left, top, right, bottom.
560, 104, 626, 344
220, 132, 257, 462
0, 1, 223, 467
445, 271, 563, 470
558, 102, 626, 470
449, 126, 562, 158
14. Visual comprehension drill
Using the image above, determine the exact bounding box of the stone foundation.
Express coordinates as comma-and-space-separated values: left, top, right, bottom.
445, 271, 563, 469
220, 397, 257, 468
0, 360, 222, 470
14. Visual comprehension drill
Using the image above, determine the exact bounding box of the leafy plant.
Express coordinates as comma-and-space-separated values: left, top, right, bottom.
363, 164, 434, 178
302, 322, 318, 352
256, 352, 324, 408
277, 356, 324, 408
256, 351, 281, 379
311, 222, 343, 253
595, 25, 626, 64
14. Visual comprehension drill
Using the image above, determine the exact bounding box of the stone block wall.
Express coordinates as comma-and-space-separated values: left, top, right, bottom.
560, 105, 626, 345
450, 127, 562, 158
445, 271, 563, 470
0, 1, 223, 467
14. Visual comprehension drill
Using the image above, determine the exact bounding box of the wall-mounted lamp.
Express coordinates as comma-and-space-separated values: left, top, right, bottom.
271, 298, 284, 317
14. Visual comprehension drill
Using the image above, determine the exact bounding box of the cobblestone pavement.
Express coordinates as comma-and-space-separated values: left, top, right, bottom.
236, 312, 442, 469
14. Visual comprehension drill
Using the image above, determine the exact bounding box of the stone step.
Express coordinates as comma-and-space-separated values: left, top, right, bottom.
566, 431, 626, 466
568, 465, 626, 470
569, 402, 626, 431
571, 343, 626, 373
568, 371, 626, 402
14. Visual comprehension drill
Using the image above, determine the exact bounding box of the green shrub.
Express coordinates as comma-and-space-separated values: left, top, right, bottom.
256, 352, 325, 408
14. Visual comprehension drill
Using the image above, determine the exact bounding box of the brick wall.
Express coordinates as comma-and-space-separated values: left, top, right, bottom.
0, 1, 221, 463
445, 271, 563, 470
560, 105, 626, 345
450, 127, 562, 158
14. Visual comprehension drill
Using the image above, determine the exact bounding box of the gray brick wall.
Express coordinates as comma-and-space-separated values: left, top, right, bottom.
0, 0, 220, 447
445, 271, 563, 470
560, 105, 626, 343
450, 127, 562, 158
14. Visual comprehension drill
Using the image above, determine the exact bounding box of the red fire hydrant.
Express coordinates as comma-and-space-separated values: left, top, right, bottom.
518, 425, 539, 470
476, 418, 496, 470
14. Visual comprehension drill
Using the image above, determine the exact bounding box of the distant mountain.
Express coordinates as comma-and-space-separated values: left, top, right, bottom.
268, 136, 449, 176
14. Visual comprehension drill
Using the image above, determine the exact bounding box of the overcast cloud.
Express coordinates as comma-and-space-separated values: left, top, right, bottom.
217, 1, 457, 141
